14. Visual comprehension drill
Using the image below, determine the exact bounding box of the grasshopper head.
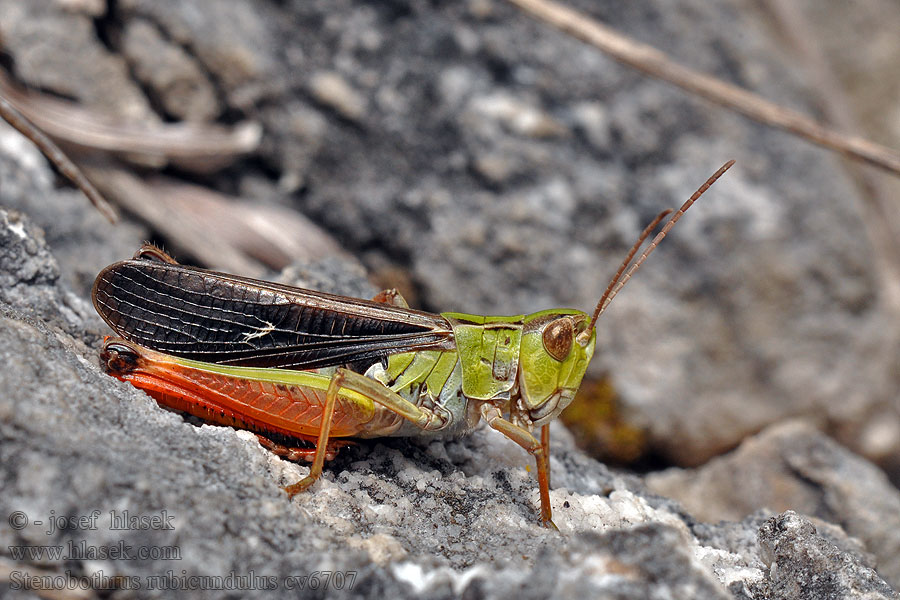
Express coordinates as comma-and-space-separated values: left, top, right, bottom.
518, 309, 596, 427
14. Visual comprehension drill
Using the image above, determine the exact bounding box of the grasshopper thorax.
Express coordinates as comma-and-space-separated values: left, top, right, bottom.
518, 309, 596, 427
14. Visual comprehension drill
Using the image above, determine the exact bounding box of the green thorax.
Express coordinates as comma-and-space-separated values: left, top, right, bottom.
441, 312, 525, 400
378, 312, 524, 402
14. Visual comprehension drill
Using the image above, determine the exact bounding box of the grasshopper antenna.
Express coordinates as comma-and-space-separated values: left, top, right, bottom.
584, 160, 735, 335
589, 207, 673, 331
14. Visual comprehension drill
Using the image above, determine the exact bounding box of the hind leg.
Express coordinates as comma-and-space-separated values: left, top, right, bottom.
283, 370, 345, 496
283, 367, 450, 498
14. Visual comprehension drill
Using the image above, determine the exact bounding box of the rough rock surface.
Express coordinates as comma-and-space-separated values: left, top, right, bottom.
757, 512, 898, 600
2, 0, 899, 598
0, 0, 895, 473
648, 420, 900, 588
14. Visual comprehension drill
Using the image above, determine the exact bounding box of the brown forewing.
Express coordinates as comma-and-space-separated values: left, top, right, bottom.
92, 259, 455, 370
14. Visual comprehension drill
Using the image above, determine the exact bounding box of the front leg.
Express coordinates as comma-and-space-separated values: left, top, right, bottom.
480, 405, 557, 530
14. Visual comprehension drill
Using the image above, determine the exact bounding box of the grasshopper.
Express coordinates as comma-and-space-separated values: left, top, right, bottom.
93, 161, 733, 528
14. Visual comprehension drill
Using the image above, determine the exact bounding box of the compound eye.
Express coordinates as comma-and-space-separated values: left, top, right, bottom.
542, 317, 574, 361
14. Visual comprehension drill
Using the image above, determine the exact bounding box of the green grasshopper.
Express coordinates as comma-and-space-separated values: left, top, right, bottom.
94, 161, 734, 528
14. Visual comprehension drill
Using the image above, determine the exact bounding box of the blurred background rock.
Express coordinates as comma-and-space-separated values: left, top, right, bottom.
1, 0, 899, 596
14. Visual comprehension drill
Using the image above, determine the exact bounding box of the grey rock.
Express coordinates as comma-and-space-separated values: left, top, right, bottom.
3, 0, 900, 598
0, 121, 147, 298
647, 420, 900, 588
121, 18, 223, 122
117, 0, 282, 110
0, 0, 154, 121
0, 209, 96, 343
309, 71, 368, 123
255, 0, 892, 470
277, 256, 379, 300
756, 512, 898, 600
3, 0, 895, 474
